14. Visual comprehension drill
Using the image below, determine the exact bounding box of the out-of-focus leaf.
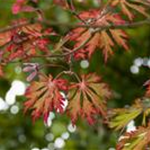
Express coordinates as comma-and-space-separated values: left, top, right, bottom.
111, 0, 150, 20
117, 125, 150, 150
109, 99, 143, 130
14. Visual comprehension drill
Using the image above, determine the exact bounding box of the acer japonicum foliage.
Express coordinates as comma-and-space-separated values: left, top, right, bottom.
0, 0, 150, 149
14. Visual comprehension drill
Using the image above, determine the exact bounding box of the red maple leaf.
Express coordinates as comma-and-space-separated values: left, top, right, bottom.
66, 73, 111, 125
0, 19, 52, 63
67, 10, 129, 61
24, 74, 68, 122
12, 0, 37, 14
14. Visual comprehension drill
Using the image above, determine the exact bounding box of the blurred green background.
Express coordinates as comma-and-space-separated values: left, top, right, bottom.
0, 0, 150, 150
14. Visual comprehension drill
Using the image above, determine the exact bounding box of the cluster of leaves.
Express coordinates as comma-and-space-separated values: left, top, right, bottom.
117, 125, 150, 150
0, 0, 150, 149
24, 73, 111, 125
109, 87, 150, 149
0, 20, 52, 63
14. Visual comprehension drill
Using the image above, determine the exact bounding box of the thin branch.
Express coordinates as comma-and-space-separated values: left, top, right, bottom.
94, 18, 150, 32
55, 70, 81, 82
0, 21, 31, 33
39, 18, 150, 30
0, 17, 150, 63
34, 33, 94, 58
1, 17, 148, 60
0, 18, 150, 33
39, 63, 67, 70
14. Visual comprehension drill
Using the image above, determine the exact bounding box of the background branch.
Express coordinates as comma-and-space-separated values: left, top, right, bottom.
0, 18, 150, 33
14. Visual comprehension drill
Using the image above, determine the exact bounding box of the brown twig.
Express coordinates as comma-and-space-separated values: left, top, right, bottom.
0, 18, 150, 33
33, 33, 94, 58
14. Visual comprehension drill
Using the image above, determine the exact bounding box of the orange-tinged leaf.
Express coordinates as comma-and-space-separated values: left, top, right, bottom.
0, 19, 52, 63
111, 0, 150, 20
117, 125, 150, 150
24, 74, 68, 122
68, 10, 128, 61
100, 31, 114, 62
110, 29, 129, 50
67, 73, 111, 125
0, 31, 11, 47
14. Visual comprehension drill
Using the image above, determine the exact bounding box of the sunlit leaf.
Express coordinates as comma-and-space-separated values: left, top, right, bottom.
24, 73, 68, 122
117, 125, 150, 150
111, 0, 150, 20
109, 99, 143, 130
66, 73, 111, 125
68, 10, 129, 61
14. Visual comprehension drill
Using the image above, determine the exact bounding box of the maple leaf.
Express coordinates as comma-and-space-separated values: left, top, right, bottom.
109, 99, 150, 130
24, 74, 68, 122
109, 103, 142, 130
0, 19, 52, 63
111, 0, 150, 20
12, 0, 37, 14
0, 31, 12, 47
68, 10, 128, 61
66, 73, 111, 125
117, 125, 150, 150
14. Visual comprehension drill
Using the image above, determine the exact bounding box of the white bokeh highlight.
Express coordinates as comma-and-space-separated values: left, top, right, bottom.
126, 120, 136, 132
67, 124, 76, 133
134, 58, 143, 67
0, 80, 26, 113
11, 80, 26, 96
54, 137, 65, 149
130, 57, 150, 74
47, 143, 55, 150
61, 132, 70, 140
5, 91, 16, 105
108, 148, 116, 150
41, 148, 49, 150
130, 65, 139, 74
10, 105, 19, 115
31, 148, 40, 150
45, 133, 54, 142
80, 60, 89, 69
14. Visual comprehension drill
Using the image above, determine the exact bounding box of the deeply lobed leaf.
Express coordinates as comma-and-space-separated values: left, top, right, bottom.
111, 0, 150, 20
0, 19, 52, 63
109, 99, 150, 130
117, 125, 150, 150
24, 74, 68, 122
68, 10, 129, 61
66, 73, 111, 125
